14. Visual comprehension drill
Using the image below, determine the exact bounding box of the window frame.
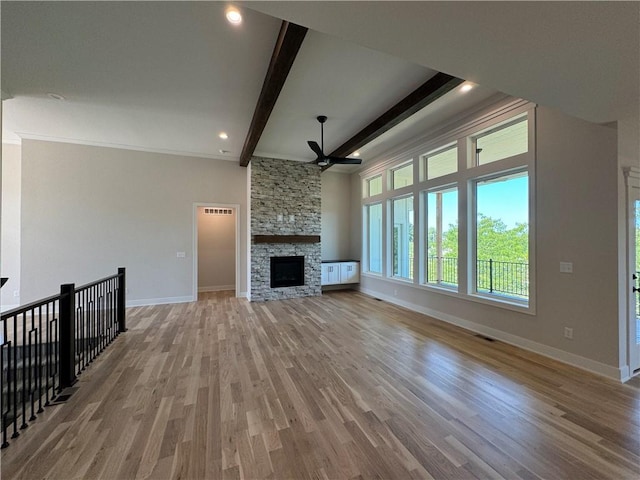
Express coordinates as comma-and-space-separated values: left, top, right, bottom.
421, 142, 458, 181
472, 113, 528, 167
390, 160, 414, 191
470, 169, 531, 305
360, 100, 536, 314
390, 193, 415, 281
423, 184, 459, 291
364, 174, 383, 198
364, 202, 384, 275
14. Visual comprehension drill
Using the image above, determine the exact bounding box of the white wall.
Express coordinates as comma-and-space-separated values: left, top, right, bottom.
321, 171, 352, 260
197, 207, 235, 291
352, 105, 622, 378
1, 143, 21, 309
20, 140, 248, 304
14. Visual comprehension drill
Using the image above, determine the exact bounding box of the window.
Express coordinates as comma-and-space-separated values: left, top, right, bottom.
392, 196, 414, 279
367, 175, 382, 197
475, 171, 529, 300
425, 187, 458, 288
360, 103, 534, 312
424, 144, 457, 180
366, 203, 383, 273
474, 115, 528, 165
392, 163, 413, 189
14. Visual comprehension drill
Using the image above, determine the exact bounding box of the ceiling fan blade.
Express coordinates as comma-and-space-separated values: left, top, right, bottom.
307, 141, 324, 159
327, 157, 362, 165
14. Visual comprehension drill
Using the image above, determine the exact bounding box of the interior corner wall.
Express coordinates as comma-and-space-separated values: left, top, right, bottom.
321, 171, 351, 260
1, 142, 22, 309
20, 140, 248, 305
353, 105, 621, 377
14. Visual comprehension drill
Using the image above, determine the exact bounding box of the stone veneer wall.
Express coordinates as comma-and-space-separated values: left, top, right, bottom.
250, 157, 321, 301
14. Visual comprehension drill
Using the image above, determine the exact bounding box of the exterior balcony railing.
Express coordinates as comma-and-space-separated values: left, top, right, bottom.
426, 256, 529, 299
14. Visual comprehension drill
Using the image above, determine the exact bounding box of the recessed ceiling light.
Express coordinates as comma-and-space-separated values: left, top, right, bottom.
352, 151, 361, 157
219, 149, 230, 154
47, 92, 65, 101
225, 7, 242, 25
219, 132, 228, 139
460, 83, 474, 93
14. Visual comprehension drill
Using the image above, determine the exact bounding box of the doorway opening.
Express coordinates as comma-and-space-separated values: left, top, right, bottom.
192, 203, 240, 300
624, 167, 640, 377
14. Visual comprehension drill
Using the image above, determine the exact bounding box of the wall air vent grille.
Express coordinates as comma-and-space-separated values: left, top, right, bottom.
204, 208, 233, 215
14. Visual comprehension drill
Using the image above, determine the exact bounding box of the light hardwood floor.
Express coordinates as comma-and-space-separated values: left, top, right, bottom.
2, 290, 639, 479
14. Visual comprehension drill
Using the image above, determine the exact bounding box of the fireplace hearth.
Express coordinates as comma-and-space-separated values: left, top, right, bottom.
271, 256, 304, 288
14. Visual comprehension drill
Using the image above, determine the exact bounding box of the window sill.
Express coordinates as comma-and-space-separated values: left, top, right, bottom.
467, 293, 534, 315
361, 274, 535, 315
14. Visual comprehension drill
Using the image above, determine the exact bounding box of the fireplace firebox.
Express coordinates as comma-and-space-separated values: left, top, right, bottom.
270, 256, 304, 288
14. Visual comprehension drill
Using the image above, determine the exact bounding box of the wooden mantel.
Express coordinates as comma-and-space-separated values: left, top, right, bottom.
253, 235, 320, 244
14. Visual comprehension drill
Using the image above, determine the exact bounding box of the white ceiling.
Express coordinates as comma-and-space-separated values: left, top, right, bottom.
1, 2, 282, 158
246, 1, 639, 125
3, 2, 637, 171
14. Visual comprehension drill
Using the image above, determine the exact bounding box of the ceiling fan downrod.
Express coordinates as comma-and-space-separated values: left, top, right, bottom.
317, 115, 328, 166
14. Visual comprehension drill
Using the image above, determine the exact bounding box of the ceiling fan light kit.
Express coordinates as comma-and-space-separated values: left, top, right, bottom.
307, 115, 362, 167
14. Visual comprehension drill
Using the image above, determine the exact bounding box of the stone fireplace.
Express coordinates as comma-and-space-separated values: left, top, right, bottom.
250, 157, 321, 301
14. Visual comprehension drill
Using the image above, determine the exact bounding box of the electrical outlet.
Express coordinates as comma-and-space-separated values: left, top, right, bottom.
13, 290, 19, 298
176, 251, 186, 258
560, 262, 573, 273
564, 327, 573, 339
394, 289, 398, 296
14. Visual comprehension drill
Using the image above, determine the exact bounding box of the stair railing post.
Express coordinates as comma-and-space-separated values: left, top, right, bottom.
59, 283, 77, 389
117, 267, 127, 332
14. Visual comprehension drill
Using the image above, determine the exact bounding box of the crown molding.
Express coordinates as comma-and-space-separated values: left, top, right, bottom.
14, 132, 237, 162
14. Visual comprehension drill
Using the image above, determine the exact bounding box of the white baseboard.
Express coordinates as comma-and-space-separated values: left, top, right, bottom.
126, 291, 248, 307
126, 296, 193, 307
359, 286, 626, 382
1, 303, 20, 313
198, 285, 235, 293
237, 291, 248, 298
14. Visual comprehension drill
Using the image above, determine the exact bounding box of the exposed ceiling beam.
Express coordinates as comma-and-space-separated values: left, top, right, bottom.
322, 72, 464, 171
239, 21, 308, 167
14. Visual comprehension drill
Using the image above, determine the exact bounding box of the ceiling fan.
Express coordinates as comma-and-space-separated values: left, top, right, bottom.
307, 116, 362, 167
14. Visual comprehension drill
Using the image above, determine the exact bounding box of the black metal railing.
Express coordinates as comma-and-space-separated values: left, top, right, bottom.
477, 259, 529, 298
424, 257, 528, 298
0, 268, 126, 448
426, 256, 458, 286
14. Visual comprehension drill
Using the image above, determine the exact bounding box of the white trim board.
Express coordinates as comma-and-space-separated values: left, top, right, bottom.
126, 296, 193, 308
358, 286, 626, 382
198, 285, 235, 293
16, 132, 236, 162
0, 304, 20, 313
